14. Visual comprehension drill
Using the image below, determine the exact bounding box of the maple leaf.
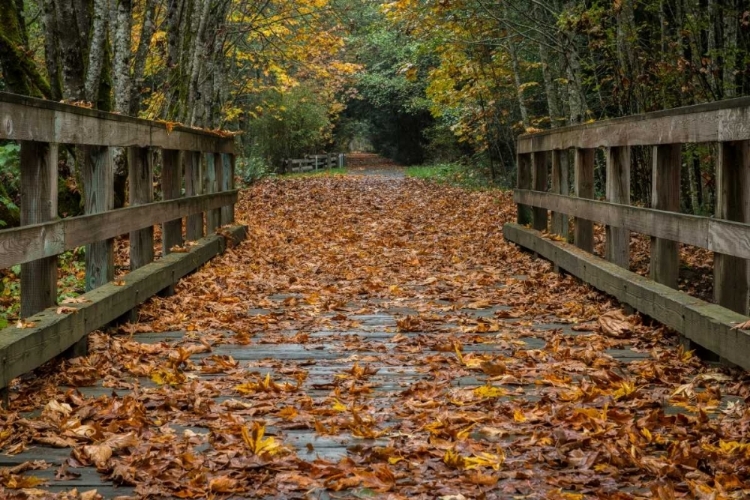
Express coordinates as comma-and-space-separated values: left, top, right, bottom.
241, 422, 289, 457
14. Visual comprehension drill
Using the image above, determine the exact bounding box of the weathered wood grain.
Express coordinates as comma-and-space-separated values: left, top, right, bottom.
550, 150, 569, 239
714, 140, 750, 314
0, 92, 234, 153
161, 149, 183, 255
205, 153, 218, 233
651, 144, 681, 289
185, 151, 204, 241
19, 141, 58, 319
503, 223, 750, 371
605, 146, 631, 269
0, 225, 247, 389
83, 146, 115, 292
212, 152, 223, 229
517, 96, 750, 153
0, 191, 237, 269
129, 147, 155, 271
517, 153, 532, 225
220, 154, 234, 224
532, 151, 548, 232
574, 148, 594, 253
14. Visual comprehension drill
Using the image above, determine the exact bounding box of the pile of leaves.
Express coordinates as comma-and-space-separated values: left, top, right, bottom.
1, 173, 749, 499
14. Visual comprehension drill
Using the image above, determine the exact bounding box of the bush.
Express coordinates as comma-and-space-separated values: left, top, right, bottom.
236, 155, 271, 185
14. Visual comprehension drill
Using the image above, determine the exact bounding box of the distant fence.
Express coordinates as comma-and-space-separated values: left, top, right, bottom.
281, 153, 346, 173
503, 96, 750, 371
0, 92, 247, 395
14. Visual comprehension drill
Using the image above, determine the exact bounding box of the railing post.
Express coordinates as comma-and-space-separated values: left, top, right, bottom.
714, 141, 750, 314
185, 151, 204, 241
516, 153, 532, 225
605, 146, 631, 268
75, 145, 114, 357
574, 148, 595, 252
650, 144, 681, 288
162, 149, 183, 255
19, 141, 58, 319
551, 150, 569, 240
532, 151, 548, 232
213, 152, 225, 228
129, 146, 154, 271
220, 153, 234, 224
206, 153, 219, 233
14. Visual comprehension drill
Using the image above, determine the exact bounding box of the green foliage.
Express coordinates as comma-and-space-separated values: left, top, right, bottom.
236, 155, 272, 186
0, 142, 20, 227
406, 163, 494, 190
246, 86, 332, 171
284, 167, 346, 179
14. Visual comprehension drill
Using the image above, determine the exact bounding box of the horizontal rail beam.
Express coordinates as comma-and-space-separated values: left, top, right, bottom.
0, 92, 234, 153
517, 97, 750, 153
0, 190, 238, 269
0, 225, 247, 389
514, 190, 750, 260
503, 223, 750, 371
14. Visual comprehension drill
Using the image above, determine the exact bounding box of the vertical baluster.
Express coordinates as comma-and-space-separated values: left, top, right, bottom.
516, 153, 532, 225
185, 151, 204, 241
20, 141, 58, 318
206, 153, 219, 233
650, 144, 681, 288
214, 152, 224, 228
574, 148, 595, 253
551, 149, 569, 240
532, 151, 548, 232
714, 140, 750, 314
220, 153, 234, 224
605, 146, 631, 269
129, 146, 154, 271
162, 149, 183, 254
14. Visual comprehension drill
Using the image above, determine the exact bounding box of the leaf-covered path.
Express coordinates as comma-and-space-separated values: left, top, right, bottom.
2, 168, 750, 499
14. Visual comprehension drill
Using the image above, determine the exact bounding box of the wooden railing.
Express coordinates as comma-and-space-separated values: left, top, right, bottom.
0, 92, 246, 393
504, 96, 750, 371
282, 153, 346, 173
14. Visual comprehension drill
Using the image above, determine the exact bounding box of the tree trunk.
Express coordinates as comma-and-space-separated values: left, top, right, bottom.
41, 0, 62, 100
130, 0, 157, 116
111, 0, 133, 114
186, 0, 212, 125
54, 0, 87, 100
723, 0, 738, 98
538, 41, 563, 128
85, 0, 110, 103
508, 38, 530, 130
0, 0, 51, 98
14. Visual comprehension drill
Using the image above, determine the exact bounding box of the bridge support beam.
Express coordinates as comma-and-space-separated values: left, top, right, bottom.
574, 148, 595, 253
516, 153, 532, 225
605, 146, 631, 269
650, 145, 681, 289
532, 151, 548, 232
551, 150, 569, 240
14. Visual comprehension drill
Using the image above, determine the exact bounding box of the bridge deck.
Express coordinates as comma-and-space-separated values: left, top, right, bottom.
1, 166, 748, 499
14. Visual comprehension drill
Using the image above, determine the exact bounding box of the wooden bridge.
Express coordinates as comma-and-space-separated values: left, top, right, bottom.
0, 92, 246, 401
1, 94, 749, 498
504, 97, 750, 370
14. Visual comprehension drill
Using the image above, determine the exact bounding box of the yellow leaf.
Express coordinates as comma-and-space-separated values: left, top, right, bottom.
473, 385, 506, 399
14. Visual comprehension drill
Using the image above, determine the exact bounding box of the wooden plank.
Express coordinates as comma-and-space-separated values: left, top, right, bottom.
532, 151, 548, 232
517, 96, 750, 153
574, 148, 595, 253
83, 146, 114, 291
651, 144, 681, 288
0, 191, 237, 269
714, 141, 750, 314
128, 147, 154, 271
0, 92, 234, 153
550, 150, 569, 239
185, 151, 204, 241
503, 223, 750, 371
161, 149, 183, 255
206, 154, 219, 233
517, 153, 532, 225
214, 152, 224, 228
220, 154, 234, 224
0, 225, 248, 389
605, 146, 631, 268
19, 141, 58, 319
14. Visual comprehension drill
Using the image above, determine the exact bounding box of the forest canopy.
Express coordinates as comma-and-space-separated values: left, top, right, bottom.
0, 0, 749, 186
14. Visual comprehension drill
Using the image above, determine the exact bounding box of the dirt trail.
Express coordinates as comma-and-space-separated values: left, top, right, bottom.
345, 152, 405, 177
1, 173, 748, 499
